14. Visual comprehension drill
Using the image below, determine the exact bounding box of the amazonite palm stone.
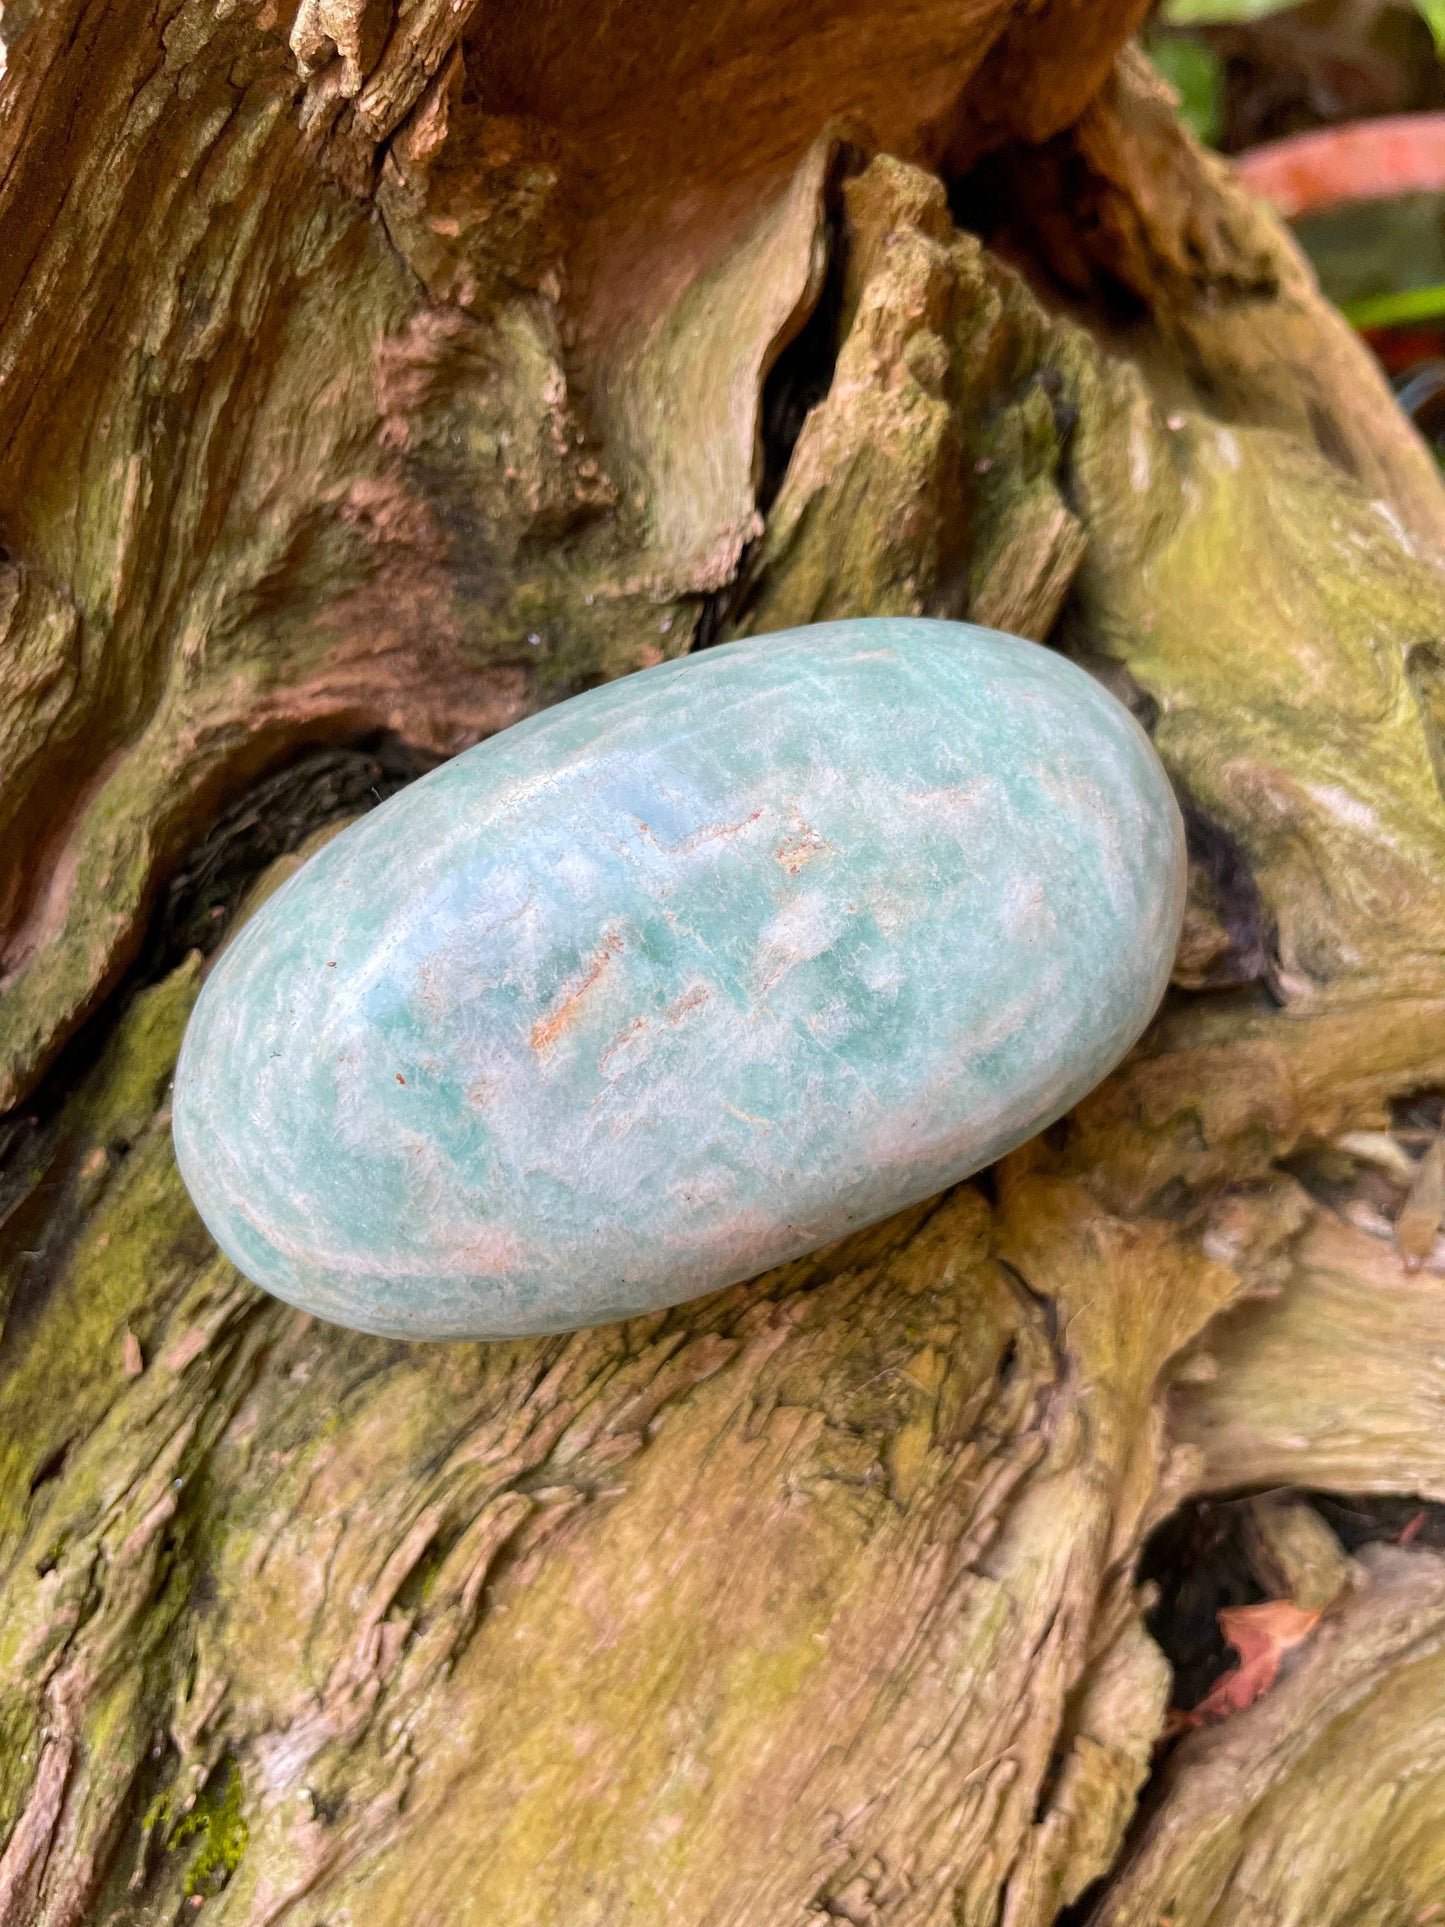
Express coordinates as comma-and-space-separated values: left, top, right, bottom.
173, 619, 1185, 1340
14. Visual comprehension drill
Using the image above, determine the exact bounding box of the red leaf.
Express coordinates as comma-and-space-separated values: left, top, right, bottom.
1183, 1600, 1322, 1728
1236, 115, 1445, 221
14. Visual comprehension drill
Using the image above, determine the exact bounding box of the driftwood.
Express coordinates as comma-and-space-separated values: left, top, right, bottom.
3, 2, 1445, 1921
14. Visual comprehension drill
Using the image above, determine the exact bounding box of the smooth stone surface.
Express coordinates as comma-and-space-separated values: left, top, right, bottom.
173, 619, 1186, 1340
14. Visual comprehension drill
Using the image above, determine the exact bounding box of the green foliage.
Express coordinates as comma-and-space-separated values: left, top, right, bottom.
1417, 0, 1445, 53
1161, 0, 1296, 21
1343, 283, 1445, 328
1164, 0, 1445, 47
1147, 34, 1226, 145
1151, 0, 1445, 157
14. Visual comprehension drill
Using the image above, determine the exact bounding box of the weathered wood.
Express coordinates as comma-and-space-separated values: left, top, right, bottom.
4, 4, 1445, 1922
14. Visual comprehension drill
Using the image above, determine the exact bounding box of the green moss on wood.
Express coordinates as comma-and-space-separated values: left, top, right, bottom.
171, 1760, 250, 1898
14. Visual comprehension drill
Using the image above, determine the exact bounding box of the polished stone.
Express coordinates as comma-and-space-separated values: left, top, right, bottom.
172, 619, 1185, 1339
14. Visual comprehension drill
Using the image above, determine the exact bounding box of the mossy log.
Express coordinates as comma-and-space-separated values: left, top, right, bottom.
3, 3, 1445, 1922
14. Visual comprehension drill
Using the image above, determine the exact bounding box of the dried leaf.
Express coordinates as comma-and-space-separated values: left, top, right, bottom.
1185, 1600, 1322, 1726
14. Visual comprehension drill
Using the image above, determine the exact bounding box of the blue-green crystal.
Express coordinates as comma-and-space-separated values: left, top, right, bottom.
173, 619, 1185, 1339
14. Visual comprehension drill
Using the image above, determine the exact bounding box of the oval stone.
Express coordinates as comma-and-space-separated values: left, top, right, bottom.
172, 619, 1185, 1340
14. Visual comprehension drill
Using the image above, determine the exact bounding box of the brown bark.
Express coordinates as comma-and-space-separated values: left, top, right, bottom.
3, 5, 1445, 1924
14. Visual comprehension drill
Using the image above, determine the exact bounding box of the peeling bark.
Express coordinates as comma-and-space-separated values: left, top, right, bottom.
4, 3, 1445, 1923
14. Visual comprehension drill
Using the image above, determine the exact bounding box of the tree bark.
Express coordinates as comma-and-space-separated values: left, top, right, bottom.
3, 5, 1445, 1923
